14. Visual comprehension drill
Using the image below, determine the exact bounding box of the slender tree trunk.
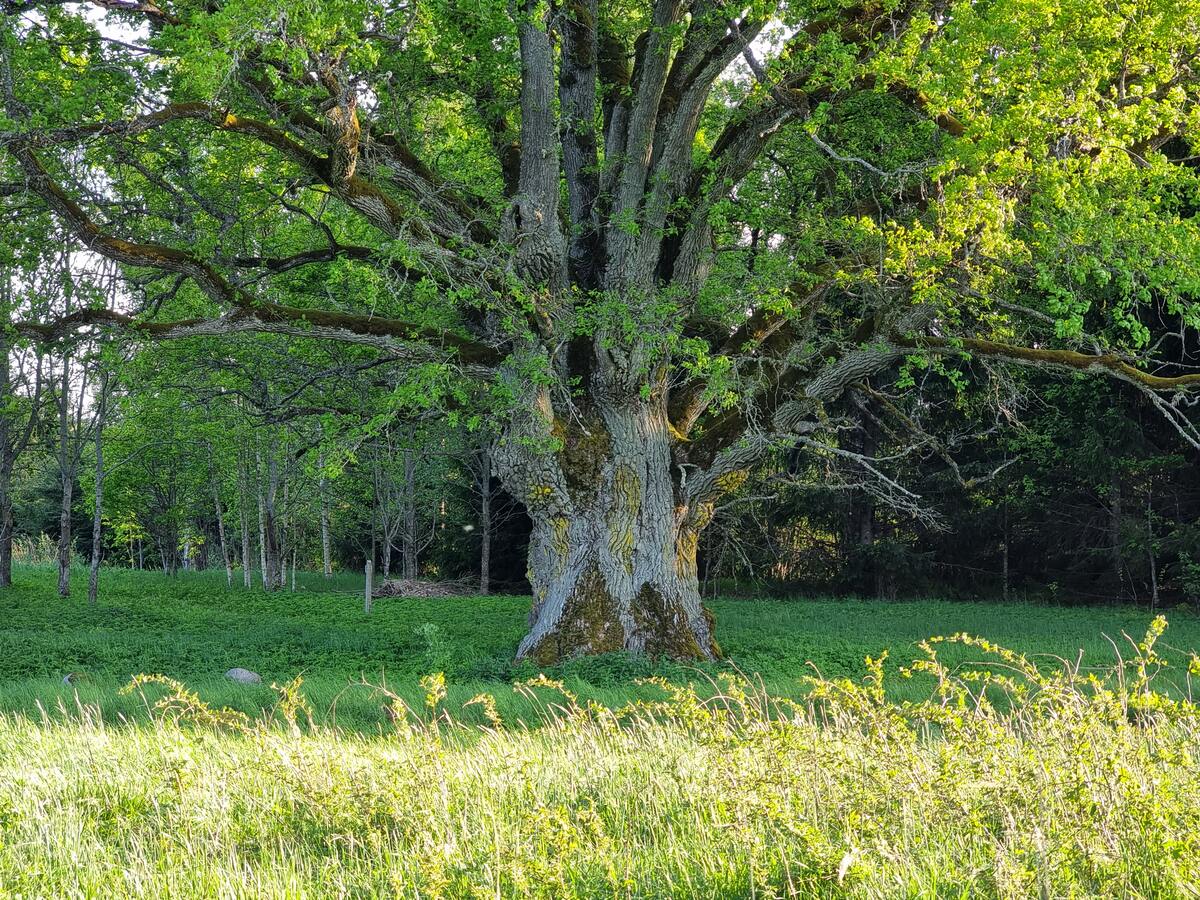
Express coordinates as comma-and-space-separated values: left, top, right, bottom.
1110, 469, 1125, 600
259, 451, 281, 590
497, 398, 718, 663
0, 443, 13, 590
1146, 488, 1158, 610
401, 434, 418, 580
479, 446, 491, 595
319, 451, 332, 578
276, 477, 289, 588
257, 474, 268, 589
1001, 500, 1010, 602
237, 453, 252, 588
212, 469, 232, 589
56, 355, 73, 598
0, 332, 12, 590
87, 372, 108, 606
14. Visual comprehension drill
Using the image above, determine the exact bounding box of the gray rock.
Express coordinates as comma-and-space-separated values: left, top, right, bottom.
225, 667, 262, 684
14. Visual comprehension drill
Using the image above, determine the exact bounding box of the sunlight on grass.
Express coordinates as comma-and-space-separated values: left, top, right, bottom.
2, 619, 1200, 897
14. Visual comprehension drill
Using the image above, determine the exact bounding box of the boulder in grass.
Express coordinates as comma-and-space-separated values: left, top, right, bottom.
225, 667, 262, 684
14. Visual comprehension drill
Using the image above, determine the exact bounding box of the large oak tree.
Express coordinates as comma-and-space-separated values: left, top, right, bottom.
3, 0, 1199, 659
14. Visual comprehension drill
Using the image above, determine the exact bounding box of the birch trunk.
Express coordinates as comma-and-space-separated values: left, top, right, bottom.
257, 474, 268, 589
237, 453, 252, 588
212, 469, 232, 589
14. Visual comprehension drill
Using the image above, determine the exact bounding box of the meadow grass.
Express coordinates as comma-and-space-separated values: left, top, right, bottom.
4, 567, 1200, 896
1, 616, 1199, 897
4, 564, 1200, 728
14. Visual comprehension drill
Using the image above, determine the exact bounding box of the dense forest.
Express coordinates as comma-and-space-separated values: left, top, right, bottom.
3, 0, 1200, 660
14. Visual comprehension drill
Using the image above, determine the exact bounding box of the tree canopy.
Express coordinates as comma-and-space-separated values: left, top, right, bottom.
3, 0, 1200, 659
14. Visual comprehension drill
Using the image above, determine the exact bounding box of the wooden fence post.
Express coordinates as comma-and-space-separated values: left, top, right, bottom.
364, 557, 374, 614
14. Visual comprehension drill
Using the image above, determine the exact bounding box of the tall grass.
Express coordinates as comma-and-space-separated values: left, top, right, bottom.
2, 619, 1199, 898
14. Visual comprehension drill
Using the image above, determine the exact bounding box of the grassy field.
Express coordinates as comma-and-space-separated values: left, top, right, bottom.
3, 564, 1200, 728
4, 566, 1200, 897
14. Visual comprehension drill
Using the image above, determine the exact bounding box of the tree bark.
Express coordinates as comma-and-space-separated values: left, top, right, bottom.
257, 473, 268, 589
498, 395, 718, 663
0, 326, 12, 589
87, 371, 108, 606
1146, 488, 1158, 610
1001, 500, 1010, 602
479, 445, 491, 595
211, 467, 232, 589
2, 281, 43, 588
0, 285, 10, 588
56, 354, 74, 598
237, 452, 252, 588
1109, 469, 1126, 600
401, 434, 418, 581
319, 451, 332, 578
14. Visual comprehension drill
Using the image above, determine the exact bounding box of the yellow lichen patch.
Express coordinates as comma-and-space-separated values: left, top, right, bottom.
714, 469, 748, 495
667, 419, 690, 444
606, 464, 640, 574
675, 530, 699, 580
527, 484, 555, 506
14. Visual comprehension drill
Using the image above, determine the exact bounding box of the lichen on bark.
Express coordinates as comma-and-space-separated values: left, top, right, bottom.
527, 562, 626, 665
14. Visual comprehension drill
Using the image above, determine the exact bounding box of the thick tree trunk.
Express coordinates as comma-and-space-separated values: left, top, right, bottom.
500, 397, 718, 663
